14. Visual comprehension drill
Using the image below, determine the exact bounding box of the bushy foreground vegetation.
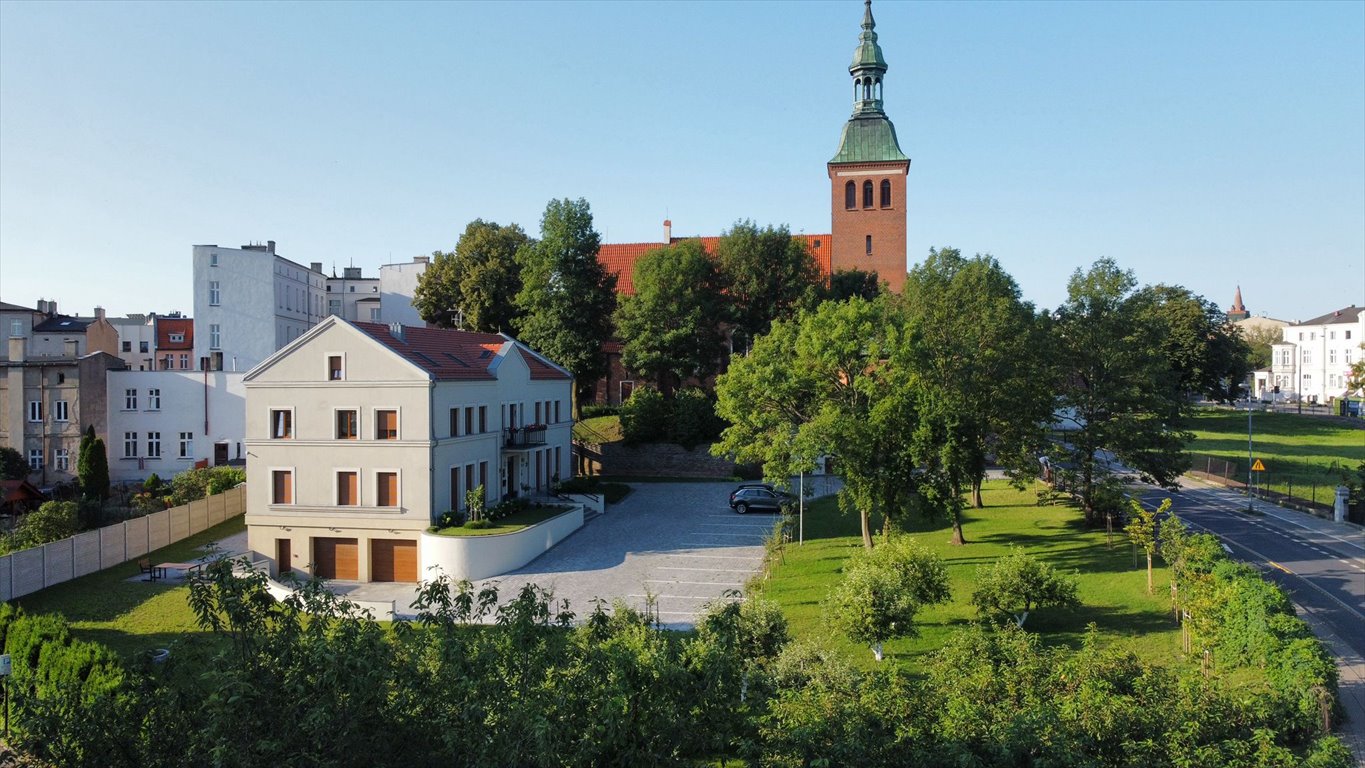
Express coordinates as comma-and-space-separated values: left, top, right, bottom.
1, 544, 1350, 768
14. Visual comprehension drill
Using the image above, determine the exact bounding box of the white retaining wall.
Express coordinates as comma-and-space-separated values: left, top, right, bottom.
419, 505, 583, 581
0, 485, 246, 601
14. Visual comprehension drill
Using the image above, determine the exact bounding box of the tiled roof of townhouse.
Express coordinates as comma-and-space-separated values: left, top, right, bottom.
351, 322, 570, 382
156, 317, 194, 350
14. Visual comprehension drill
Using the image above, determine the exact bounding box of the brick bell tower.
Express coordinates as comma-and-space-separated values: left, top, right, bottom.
828, 0, 911, 292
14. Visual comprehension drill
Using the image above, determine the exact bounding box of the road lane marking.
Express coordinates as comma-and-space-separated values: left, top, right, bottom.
1268, 561, 1292, 574
657, 566, 756, 573
644, 579, 743, 587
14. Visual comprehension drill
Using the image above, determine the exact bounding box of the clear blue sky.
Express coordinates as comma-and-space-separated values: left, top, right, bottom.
2, 0, 1361, 322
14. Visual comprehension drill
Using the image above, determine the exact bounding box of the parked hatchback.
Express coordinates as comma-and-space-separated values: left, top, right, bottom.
728, 485, 792, 514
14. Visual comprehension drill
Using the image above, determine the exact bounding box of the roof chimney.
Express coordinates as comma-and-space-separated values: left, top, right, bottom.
47, 300, 56, 316
267, 240, 276, 254
388, 322, 405, 342
311, 262, 323, 273
36, 299, 47, 315
663, 219, 672, 242
94, 306, 106, 320
413, 255, 430, 264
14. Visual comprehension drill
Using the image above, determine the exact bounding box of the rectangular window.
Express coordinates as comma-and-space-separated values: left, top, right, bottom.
450, 408, 461, 437
534, 402, 541, 424
554, 447, 561, 481
479, 461, 488, 496
337, 471, 359, 506
271, 409, 293, 439
53, 400, 68, 422
26, 401, 42, 422
179, 432, 193, 458
369, 307, 381, 322
866, 235, 873, 254
1298, 332, 1304, 341
147, 432, 161, 458
479, 406, 487, 433
1330, 331, 1336, 340
54, 448, 69, 471
28, 449, 42, 470
209, 281, 221, 306
1347, 330, 1353, 340
161, 355, 173, 370
1347, 349, 1354, 365
125, 389, 137, 410
124, 432, 138, 458
1329, 349, 1337, 364
554, 400, 561, 423
210, 252, 219, 267
148, 388, 161, 410
328, 355, 343, 380
336, 409, 358, 439
376, 409, 398, 440
122, 341, 132, 352
466, 465, 476, 501
465, 406, 474, 436
210, 324, 221, 350
451, 466, 462, 511
139, 341, 149, 353
272, 470, 293, 504
1303, 350, 1312, 364
179, 353, 189, 369
328, 299, 342, 316
377, 471, 398, 507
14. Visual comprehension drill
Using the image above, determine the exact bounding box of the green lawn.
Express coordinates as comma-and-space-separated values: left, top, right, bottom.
754, 481, 1183, 669
573, 414, 622, 443
433, 504, 575, 536
1187, 408, 1364, 506
14, 516, 246, 661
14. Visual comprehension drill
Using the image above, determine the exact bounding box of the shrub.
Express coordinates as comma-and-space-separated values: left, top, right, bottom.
168, 466, 245, 506
620, 387, 670, 443
3, 501, 80, 553
668, 387, 724, 449
971, 547, 1080, 628
463, 518, 492, 530
826, 536, 951, 660
0, 446, 27, 480
437, 509, 466, 528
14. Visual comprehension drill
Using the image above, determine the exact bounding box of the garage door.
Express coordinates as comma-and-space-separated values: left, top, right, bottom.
371, 539, 418, 583
314, 537, 358, 580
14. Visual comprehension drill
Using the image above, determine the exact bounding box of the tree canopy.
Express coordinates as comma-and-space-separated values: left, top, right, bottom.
513, 198, 617, 413
412, 219, 531, 332
712, 220, 821, 345
1133, 284, 1250, 402
825, 535, 950, 660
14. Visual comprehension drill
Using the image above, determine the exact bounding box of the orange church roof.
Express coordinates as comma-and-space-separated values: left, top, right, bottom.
598, 234, 833, 295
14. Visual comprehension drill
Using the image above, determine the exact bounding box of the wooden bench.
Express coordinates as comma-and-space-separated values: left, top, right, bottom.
138, 558, 167, 582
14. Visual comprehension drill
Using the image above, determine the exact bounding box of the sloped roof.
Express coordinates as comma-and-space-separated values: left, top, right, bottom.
156, 318, 194, 350
516, 347, 572, 381
352, 322, 503, 380
597, 234, 832, 295
0, 301, 35, 312
1295, 306, 1362, 327
32, 315, 91, 333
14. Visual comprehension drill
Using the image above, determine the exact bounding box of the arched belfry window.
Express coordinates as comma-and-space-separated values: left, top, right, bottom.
862, 180, 873, 208
880, 179, 891, 208
845, 181, 856, 210
875, 77, 882, 100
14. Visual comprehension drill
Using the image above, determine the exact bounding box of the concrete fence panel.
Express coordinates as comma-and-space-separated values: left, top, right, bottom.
10, 549, 44, 599
125, 517, 150, 560
147, 510, 171, 552
189, 498, 209, 536
0, 555, 12, 602
100, 526, 126, 570
43, 539, 74, 587
205, 493, 224, 527
169, 506, 190, 542
72, 531, 102, 579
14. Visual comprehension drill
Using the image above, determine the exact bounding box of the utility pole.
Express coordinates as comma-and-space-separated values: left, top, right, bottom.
1247, 374, 1255, 512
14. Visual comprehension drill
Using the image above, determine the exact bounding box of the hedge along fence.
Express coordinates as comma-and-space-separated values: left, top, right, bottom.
0, 485, 245, 602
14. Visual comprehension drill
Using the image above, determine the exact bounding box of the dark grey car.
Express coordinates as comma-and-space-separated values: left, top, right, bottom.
728, 486, 792, 514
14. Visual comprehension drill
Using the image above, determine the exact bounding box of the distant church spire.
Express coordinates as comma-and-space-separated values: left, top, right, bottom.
1228, 285, 1249, 321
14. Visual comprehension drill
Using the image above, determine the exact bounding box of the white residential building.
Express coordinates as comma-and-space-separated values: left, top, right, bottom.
243, 317, 572, 583
325, 266, 382, 323
1269, 306, 1363, 404
379, 256, 430, 327
192, 241, 327, 373
105, 370, 246, 482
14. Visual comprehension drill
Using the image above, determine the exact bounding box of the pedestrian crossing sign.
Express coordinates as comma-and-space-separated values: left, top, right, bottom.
1251, 459, 1265, 472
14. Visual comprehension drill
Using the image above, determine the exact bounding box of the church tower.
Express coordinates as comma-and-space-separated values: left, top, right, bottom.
1227, 285, 1250, 321
828, 0, 911, 292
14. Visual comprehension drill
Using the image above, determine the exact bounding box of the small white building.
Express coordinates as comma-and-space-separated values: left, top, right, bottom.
105, 370, 246, 482
379, 256, 430, 327
192, 241, 327, 374
325, 266, 382, 323
1269, 306, 1363, 404
243, 317, 572, 583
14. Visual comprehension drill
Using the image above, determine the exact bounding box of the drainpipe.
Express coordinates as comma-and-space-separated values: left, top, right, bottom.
203, 366, 210, 436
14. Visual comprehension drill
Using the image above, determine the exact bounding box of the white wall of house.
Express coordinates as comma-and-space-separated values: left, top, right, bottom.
379, 257, 428, 327
108, 315, 156, 370
325, 269, 382, 322
105, 370, 246, 482
192, 243, 327, 373
1269, 309, 1363, 403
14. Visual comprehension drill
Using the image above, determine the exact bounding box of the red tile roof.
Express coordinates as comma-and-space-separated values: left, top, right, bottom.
597, 234, 833, 295
351, 322, 569, 381
156, 318, 194, 350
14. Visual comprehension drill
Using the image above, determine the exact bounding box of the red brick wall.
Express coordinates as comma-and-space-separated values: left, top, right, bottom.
828, 161, 910, 292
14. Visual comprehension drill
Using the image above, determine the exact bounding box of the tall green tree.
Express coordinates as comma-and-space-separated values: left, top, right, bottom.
714, 296, 920, 549
76, 426, 108, 502
1239, 323, 1283, 372
614, 240, 728, 394
1053, 259, 1191, 525
822, 268, 882, 303
412, 219, 531, 332
1133, 284, 1250, 402
901, 248, 1052, 543
513, 198, 617, 415
0, 446, 27, 480
713, 220, 821, 345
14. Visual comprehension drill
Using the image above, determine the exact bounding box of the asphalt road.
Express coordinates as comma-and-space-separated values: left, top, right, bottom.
1132, 478, 1365, 758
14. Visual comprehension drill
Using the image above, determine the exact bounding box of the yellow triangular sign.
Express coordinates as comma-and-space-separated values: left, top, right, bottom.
1251, 459, 1266, 472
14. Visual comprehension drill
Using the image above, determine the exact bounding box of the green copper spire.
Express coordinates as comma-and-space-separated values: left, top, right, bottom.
830, 0, 908, 164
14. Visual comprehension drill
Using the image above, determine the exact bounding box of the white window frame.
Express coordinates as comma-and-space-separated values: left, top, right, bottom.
147, 388, 161, 410
53, 448, 69, 471
26, 400, 42, 422
326, 352, 346, 381
209, 281, 221, 306
179, 353, 190, 369
209, 251, 219, 267
374, 468, 401, 508
334, 468, 362, 507
374, 408, 400, 440
53, 400, 69, 422
28, 449, 43, 470
270, 407, 296, 439
147, 431, 162, 459
270, 467, 295, 506
124, 431, 139, 458
179, 432, 194, 459
210, 324, 221, 350
334, 407, 360, 440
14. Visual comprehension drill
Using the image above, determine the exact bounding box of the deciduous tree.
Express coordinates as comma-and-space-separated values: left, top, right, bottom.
412, 219, 531, 332
1133, 284, 1250, 402
513, 199, 617, 415
971, 547, 1080, 628
713, 220, 821, 344
0, 446, 27, 480
1126, 497, 1171, 594
825, 536, 950, 661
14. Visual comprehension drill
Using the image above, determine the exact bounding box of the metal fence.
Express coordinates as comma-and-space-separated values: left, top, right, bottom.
1187, 453, 1355, 512
0, 484, 246, 602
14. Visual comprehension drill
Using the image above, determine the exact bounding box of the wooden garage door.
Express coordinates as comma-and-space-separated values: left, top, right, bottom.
314, 537, 358, 580
371, 539, 418, 583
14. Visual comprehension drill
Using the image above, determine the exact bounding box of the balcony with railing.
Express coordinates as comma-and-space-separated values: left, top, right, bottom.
503, 424, 547, 450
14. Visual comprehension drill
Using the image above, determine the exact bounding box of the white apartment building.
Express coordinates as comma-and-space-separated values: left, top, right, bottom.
192, 241, 326, 374
105, 370, 246, 482
243, 317, 572, 583
378, 256, 430, 327
107, 313, 156, 370
1269, 306, 1363, 404
325, 266, 382, 323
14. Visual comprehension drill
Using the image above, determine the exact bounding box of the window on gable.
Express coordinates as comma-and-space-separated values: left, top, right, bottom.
328, 355, 344, 380
271, 409, 293, 439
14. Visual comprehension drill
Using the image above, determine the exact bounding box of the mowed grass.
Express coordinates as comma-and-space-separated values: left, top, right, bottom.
1188, 408, 1364, 505
573, 414, 622, 443
14, 516, 246, 661
753, 481, 1183, 669
433, 504, 575, 536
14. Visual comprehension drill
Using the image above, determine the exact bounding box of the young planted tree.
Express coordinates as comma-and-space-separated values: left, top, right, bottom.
513, 199, 617, 415
713, 220, 820, 344
1052, 259, 1192, 526
825, 536, 950, 661
971, 547, 1080, 628
614, 240, 728, 395
413, 219, 532, 332
1126, 497, 1171, 594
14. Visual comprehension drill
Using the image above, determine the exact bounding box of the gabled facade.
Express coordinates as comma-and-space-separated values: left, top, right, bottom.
154, 316, 195, 371
243, 317, 572, 583
1269, 306, 1363, 404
